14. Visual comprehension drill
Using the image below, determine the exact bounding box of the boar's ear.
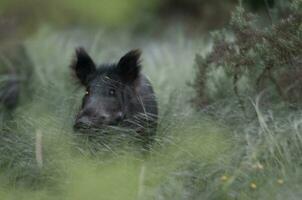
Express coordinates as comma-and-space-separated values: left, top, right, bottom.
117, 49, 141, 83
70, 47, 96, 86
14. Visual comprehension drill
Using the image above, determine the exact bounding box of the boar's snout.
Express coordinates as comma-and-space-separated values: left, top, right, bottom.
74, 115, 93, 129
74, 110, 124, 130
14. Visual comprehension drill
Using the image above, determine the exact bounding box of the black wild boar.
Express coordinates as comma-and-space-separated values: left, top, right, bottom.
0, 44, 32, 111
71, 48, 158, 139
0, 75, 19, 110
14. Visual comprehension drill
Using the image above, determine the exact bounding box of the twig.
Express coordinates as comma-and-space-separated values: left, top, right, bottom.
233, 65, 246, 115
268, 72, 287, 102
137, 164, 146, 200
264, 0, 273, 24
35, 130, 43, 168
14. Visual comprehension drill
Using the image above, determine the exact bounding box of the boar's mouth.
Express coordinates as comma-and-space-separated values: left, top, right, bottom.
73, 121, 128, 135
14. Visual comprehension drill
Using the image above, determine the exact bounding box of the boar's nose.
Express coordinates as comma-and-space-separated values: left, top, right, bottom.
74, 116, 92, 129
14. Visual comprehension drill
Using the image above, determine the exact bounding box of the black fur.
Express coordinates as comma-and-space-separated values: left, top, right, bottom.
71, 47, 96, 86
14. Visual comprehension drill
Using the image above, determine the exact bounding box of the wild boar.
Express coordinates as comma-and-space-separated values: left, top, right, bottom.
71, 48, 158, 139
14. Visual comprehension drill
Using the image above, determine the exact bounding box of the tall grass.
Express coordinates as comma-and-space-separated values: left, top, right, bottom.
0, 27, 301, 200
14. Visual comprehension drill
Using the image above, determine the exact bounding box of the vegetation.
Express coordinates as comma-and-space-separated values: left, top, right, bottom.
193, 0, 302, 110
0, 0, 301, 200
191, 1, 302, 199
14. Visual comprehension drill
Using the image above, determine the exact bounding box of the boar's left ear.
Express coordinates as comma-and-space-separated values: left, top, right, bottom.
70, 47, 96, 86
117, 49, 141, 83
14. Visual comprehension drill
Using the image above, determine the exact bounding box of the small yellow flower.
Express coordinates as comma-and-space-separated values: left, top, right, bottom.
277, 179, 284, 185
250, 182, 257, 189
220, 175, 228, 181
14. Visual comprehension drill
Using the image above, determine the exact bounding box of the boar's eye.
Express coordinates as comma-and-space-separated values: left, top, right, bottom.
85, 91, 89, 95
108, 88, 116, 96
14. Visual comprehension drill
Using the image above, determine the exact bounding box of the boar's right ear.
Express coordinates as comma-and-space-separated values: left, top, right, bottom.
117, 49, 141, 84
70, 47, 96, 86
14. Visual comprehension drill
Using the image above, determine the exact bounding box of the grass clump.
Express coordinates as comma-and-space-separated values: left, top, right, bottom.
190, 1, 302, 199
0, 28, 238, 200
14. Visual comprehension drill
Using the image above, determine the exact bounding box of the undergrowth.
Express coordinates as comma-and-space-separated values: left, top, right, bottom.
0, 5, 302, 198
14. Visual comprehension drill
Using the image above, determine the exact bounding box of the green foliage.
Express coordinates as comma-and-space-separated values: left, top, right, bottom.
193, 1, 302, 111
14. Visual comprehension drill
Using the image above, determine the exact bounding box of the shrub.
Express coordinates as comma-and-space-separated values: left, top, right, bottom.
192, 0, 302, 113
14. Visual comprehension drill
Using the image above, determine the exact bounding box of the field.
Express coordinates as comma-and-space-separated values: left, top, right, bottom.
0, 25, 301, 200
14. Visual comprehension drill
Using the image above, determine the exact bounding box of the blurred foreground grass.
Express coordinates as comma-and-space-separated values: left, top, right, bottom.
0, 27, 301, 200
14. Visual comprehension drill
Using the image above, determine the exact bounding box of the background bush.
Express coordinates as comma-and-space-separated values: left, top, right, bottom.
193, 0, 302, 113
